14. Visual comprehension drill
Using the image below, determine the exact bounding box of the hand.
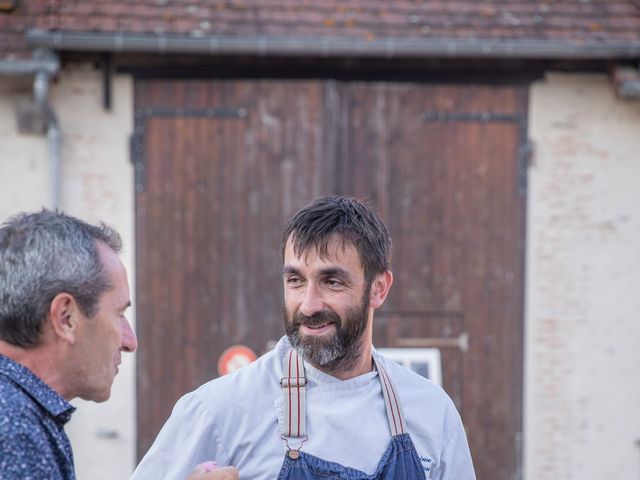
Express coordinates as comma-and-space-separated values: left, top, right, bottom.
186, 461, 239, 480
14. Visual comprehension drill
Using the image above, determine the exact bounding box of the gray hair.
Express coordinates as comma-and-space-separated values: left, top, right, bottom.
0, 209, 122, 347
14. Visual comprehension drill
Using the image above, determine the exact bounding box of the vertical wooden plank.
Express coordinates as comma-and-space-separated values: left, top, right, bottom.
340, 81, 526, 480
135, 79, 334, 458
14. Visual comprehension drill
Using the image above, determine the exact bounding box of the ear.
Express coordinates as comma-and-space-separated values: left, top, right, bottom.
369, 270, 393, 310
48, 293, 81, 344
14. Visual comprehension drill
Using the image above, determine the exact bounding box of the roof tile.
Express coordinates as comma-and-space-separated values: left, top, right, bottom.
2, 0, 640, 60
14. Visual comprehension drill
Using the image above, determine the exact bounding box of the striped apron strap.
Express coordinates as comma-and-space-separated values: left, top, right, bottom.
281, 349, 405, 441
373, 355, 406, 437
281, 349, 307, 439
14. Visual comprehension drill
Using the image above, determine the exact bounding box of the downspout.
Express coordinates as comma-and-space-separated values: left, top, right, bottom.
0, 49, 61, 209
33, 69, 62, 209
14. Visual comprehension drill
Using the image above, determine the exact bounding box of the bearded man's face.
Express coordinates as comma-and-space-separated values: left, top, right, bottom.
282, 236, 371, 374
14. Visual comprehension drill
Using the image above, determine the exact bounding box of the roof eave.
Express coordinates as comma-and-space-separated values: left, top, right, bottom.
26, 29, 640, 60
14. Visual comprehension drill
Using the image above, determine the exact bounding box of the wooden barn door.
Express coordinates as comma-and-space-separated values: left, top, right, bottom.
134, 79, 526, 480
339, 83, 527, 480
133, 79, 336, 458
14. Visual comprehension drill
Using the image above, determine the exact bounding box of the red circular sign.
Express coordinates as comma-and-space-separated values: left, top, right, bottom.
217, 345, 257, 376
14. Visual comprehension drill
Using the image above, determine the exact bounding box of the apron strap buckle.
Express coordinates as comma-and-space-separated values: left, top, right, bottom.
280, 376, 307, 387
281, 434, 308, 460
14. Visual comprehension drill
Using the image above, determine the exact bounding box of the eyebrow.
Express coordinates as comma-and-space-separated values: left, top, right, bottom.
283, 266, 301, 276
318, 267, 352, 281
282, 265, 353, 282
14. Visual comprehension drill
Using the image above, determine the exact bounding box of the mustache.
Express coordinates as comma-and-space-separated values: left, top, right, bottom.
292, 310, 341, 328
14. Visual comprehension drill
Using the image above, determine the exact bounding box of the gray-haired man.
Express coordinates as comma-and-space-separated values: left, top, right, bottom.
0, 210, 238, 480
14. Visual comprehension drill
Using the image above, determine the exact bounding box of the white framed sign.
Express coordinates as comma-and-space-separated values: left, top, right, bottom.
377, 348, 442, 387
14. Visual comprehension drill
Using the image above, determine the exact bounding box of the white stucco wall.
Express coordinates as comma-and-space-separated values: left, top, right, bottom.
0, 66, 136, 480
525, 74, 640, 480
0, 77, 49, 218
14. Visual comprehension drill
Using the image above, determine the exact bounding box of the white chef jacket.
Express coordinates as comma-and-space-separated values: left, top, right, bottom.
131, 336, 475, 480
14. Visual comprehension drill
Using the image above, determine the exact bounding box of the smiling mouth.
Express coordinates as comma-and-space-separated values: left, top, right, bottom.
300, 322, 336, 335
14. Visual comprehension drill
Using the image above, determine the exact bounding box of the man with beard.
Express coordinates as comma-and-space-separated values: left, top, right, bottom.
133, 196, 476, 480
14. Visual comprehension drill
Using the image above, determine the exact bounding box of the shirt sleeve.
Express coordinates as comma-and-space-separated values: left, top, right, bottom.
131, 391, 230, 480
431, 401, 477, 480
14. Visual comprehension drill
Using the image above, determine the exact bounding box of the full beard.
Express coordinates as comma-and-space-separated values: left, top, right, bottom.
283, 294, 370, 375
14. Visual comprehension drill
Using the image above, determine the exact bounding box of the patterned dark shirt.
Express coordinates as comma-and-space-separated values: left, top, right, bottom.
0, 354, 76, 480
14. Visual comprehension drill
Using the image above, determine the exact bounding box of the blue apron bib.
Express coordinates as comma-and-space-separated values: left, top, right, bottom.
277, 349, 426, 480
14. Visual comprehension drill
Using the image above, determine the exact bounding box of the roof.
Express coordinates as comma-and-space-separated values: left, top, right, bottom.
2, 0, 640, 61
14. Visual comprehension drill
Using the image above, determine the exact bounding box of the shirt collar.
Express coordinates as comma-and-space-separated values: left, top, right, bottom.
0, 353, 76, 424
276, 335, 378, 388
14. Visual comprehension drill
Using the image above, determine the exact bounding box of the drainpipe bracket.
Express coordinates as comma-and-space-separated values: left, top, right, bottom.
31, 48, 60, 76
612, 65, 640, 99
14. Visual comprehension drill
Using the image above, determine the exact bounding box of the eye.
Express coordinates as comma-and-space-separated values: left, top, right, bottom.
286, 275, 303, 286
325, 278, 343, 288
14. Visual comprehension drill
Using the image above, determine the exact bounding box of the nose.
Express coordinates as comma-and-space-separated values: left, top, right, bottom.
299, 283, 324, 317
120, 317, 138, 353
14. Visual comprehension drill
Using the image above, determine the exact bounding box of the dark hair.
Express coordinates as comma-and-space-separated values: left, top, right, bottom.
282, 196, 392, 286
0, 209, 122, 347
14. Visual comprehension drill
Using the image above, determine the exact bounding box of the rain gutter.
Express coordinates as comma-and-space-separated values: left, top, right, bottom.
27, 30, 640, 60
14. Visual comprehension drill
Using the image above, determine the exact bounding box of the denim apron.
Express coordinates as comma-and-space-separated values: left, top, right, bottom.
277, 349, 426, 480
